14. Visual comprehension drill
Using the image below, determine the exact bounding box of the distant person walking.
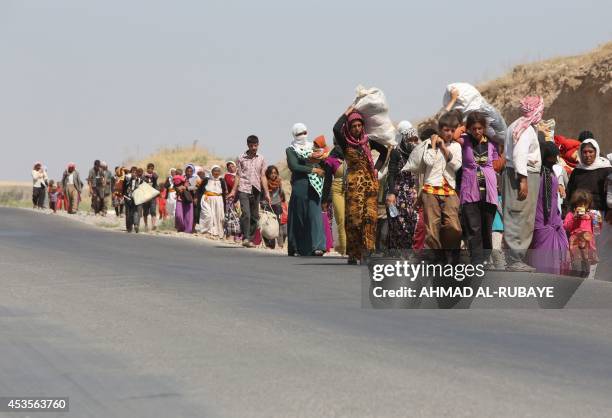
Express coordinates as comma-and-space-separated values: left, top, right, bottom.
197, 165, 227, 238
224, 161, 237, 192
112, 167, 125, 217
323, 142, 347, 255
227, 135, 271, 247
61, 162, 83, 214
100, 161, 113, 215
175, 165, 196, 233
164, 168, 177, 218
31, 161, 48, 209
123, 166, 144, 233
88, 160, 107, 215
142, 163, 159, 231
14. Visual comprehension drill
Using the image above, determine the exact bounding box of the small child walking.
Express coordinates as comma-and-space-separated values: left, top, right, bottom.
48, 180, 59, 213
278, 191, 288, 249
563, 190, 600, 278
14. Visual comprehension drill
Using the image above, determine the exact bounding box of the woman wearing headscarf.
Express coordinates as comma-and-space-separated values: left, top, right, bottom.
527, 142, 569, 274
263, 165, 283, 249
459, 112, 500, 265
566, 138, 612, 280
164, 168, 177, 219
175, 164, 196, 233
385, 121, 419, 255
32, 162, 48, 209
312, 136, 334, 253
333, 106, 389, 264
322, 139, 347, 255
285, 123, 326, 256
554, 134, 581, 174
224, 161, 237, 192
112, 167, 126, 217
566, 138, 612, 213
197, 165, 227, 238
193, 165, 206, 231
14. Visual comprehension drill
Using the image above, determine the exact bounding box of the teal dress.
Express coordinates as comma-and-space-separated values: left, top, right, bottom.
286, 147, 326, 256
492, 195, 504, 232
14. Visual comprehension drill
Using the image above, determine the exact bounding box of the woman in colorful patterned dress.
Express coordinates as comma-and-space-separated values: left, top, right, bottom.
333, 106, 388, 264
385, 121, 419, 256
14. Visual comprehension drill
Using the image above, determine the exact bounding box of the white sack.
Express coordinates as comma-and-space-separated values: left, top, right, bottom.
443, 82, 507, 144
353, 85, 397, 146
132, 182, 160, 205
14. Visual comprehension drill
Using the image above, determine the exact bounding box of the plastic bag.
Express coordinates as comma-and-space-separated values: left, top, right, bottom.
224, 202, 241, 237
353, 85, 397, 146
132, 182, 160, 205
259, 206, 279, 240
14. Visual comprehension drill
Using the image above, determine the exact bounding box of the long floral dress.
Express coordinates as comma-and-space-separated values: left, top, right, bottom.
387, 149, 418, 251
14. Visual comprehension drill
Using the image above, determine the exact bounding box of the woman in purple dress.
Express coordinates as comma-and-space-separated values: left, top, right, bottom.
459, 112, 500, 265
528, 141, 569, 274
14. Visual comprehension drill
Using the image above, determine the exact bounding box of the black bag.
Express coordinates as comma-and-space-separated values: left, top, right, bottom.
182, 190, 194, 203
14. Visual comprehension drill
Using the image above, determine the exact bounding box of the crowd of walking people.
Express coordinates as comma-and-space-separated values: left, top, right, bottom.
30, 88, 611, 278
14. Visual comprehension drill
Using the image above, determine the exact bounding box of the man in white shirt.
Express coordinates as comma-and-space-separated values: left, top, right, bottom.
502, 96, 543, 272
420, 113, 463, 263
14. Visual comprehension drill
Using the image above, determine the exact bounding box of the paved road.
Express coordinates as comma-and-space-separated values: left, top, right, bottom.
1, 207, 612, 417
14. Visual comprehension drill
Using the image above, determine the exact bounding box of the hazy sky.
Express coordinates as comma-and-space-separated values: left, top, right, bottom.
2, 0, 611, 181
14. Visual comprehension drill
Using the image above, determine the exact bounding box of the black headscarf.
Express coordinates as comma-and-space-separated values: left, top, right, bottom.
398, 137, 416, 160
540, 141, 560, 222
330, 137, 345, 160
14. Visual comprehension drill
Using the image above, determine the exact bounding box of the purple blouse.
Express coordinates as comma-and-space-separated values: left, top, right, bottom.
460, 134, 499, 206
325, 156, 342, 174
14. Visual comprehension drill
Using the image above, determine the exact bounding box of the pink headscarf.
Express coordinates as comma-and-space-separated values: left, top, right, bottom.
172, 175, 186, 186
512, 96, 544, 144
67, 162, 76, 169
343, 112, 374, 171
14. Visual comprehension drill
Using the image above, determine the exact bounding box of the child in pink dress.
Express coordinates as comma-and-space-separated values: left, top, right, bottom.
563, 190, 599, 276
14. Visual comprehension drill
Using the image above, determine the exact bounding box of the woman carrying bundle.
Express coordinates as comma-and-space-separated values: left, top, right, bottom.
285, 123, 327, 256
333, 106, 388, 264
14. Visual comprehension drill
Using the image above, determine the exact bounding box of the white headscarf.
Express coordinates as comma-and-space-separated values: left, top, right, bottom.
576, 138, 611, 170
397, 120, 418, 139
210, 165, 221, 178
291, 123, 312, 151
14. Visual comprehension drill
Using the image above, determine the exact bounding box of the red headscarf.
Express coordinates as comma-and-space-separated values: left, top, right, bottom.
343, 112, 374, 171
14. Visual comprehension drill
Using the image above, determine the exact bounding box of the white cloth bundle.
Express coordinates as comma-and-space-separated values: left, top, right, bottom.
259, 206, 279, 240
443, 82, 507, 144
353, 85, 397, 146
132, 182, 159, 205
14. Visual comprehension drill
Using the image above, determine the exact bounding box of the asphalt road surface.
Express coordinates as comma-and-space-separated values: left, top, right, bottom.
1, 207, 612, 417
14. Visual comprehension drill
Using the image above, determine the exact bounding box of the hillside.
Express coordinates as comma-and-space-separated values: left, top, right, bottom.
421, 42, 612, 151
124, 146, 231, 178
